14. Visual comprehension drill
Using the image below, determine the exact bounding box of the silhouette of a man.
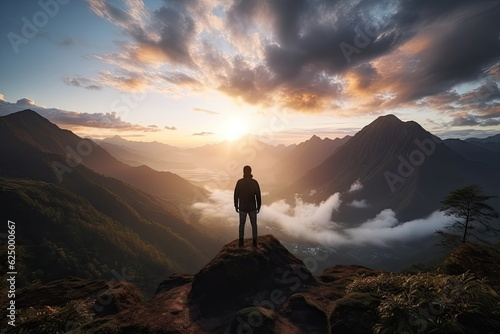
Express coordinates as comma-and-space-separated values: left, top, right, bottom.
234, 165, 261, 247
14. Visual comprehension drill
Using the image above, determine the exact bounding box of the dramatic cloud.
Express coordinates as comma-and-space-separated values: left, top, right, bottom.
75, 0, 499, 121
0, 94, 160, 132
192, 188, 455, 247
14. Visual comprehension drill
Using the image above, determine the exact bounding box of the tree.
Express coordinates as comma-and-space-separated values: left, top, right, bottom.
440, 185, 498, 244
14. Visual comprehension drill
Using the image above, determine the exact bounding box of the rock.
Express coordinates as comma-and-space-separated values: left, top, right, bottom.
330, 292, 380, 334
282, 293, 329, 333
156, 273, 193, 295
230, 307, 278, 334
189, 235, 315, 315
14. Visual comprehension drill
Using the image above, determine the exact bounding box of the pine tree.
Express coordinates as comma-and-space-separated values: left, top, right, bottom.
440, 185, 498, 243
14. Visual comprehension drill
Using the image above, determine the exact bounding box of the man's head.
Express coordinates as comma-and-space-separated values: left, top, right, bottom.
243, 165, 252, 176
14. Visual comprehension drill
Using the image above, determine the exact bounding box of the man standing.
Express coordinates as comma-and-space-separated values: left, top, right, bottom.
234, 165, 261, 247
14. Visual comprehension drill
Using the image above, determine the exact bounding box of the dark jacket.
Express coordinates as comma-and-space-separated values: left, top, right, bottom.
234, 175, 261, 212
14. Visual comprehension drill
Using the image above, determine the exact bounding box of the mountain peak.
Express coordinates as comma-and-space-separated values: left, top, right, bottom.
310, 134, 322, 141
189, 235, 314, 313
4, 109, 45, 120
372, 114, 403, 125
2, 109, 62, 134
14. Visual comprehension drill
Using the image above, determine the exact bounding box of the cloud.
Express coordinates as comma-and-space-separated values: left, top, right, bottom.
192, 188, 455, 247
59, 37, 74, 47
417, 80, 500, 127
348, 180, 363, 193
193, 107, 220, 115
343, 209, 453, 247
16, 98, 36, 106
78, 0, 500, 120
348, 199, 369, 209
192, 131, 214, 136
165, 126, 177, 130
0, 94, 160, 132
63, 77, 102, 90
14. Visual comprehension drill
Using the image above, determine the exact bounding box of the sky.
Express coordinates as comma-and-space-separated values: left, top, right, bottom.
1, 0, 499, 147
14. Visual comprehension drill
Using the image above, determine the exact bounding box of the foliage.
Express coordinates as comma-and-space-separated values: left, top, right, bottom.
347, 272, 500, 334
439, 184, 498, 244
15, 299, 94, 334
0, 177, 205, 294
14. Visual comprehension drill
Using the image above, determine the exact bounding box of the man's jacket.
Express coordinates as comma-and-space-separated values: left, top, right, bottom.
234, 175, 261, 212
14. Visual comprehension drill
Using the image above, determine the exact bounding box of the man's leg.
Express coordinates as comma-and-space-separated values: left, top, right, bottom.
249, 210, 258, 247
239, 211, 247, 247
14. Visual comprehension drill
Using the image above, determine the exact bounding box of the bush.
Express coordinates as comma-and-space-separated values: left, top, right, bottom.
16, 299, 94, 333
347, 272, 500, 334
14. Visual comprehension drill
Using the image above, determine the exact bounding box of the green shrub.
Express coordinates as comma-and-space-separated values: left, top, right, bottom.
347, 272, 500, 334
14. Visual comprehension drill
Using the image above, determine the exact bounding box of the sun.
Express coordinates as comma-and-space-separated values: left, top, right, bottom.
224, 119, 247, 141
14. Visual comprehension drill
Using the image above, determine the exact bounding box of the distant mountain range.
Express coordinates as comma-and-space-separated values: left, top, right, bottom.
280, 114, 500, 222
0, 110, 219, 293
269, 134, 351, 183
1, 109, 499, 292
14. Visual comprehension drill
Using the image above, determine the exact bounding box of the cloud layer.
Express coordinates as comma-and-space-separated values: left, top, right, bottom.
74, 0, 499, 125
192, 187, 455, 248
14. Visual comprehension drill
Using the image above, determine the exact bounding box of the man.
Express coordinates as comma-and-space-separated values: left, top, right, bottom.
234, 165, 261, 247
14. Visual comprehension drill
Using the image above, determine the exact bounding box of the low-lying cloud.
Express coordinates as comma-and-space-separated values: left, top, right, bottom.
192, 188, 455, 248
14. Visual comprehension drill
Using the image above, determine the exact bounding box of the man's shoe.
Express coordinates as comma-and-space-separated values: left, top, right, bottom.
238, 239, 244, 247
252, 239, 257, 247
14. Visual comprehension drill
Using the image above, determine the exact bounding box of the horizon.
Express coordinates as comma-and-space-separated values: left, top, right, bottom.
1, 1, 499, 147
1, 108, 498, 149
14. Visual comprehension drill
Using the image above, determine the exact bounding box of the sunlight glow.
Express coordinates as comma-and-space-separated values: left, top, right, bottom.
224, 119, 247, 141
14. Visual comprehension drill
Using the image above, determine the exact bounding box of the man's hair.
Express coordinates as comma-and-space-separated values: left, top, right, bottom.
243, 165, 252, 175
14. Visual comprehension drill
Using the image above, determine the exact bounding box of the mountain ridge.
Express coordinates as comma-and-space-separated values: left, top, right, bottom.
1, 109, 204, 202
281, 114, 500, 222
0, 110, 220, 293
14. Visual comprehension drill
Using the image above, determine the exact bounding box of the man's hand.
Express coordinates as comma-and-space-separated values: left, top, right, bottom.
256, 208, 260, 214
235, 207, 239, 213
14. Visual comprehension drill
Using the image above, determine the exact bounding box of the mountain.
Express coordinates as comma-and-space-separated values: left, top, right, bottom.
464, 134, 500, 154
1, 110, 203, 202
270, 135, 351, 184
444, 138, 500, 165
97, 136, 195, 170
98, 134, 295, 188
6, 235, 500, 333
0, 110, 219, 293
185, 135, 295, 187
282, 114, 500, 222
466, 133, 500, 143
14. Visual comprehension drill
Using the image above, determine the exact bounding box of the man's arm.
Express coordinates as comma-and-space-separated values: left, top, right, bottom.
255, 180, 262, 213
234, 180, 239, 212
